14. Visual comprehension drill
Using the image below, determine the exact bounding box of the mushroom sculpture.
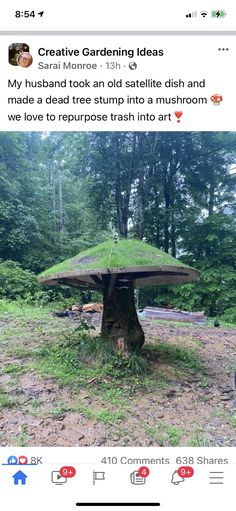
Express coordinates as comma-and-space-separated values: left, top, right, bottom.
38, 240, 200, 354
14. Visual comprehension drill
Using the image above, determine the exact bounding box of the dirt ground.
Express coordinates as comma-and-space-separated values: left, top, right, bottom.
0, 310, 235, 447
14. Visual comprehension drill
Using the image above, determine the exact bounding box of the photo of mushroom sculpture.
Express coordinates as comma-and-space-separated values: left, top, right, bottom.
38, 240, 200, 354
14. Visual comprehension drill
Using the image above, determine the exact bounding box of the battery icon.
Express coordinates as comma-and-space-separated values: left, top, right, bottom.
211, 10, 226, 17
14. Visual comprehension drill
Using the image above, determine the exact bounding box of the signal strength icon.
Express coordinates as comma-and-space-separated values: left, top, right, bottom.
200, 11, 208, 17
186, 11, 197, 18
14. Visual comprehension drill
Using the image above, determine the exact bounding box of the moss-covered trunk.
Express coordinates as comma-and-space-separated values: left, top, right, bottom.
101, 274, 145, 353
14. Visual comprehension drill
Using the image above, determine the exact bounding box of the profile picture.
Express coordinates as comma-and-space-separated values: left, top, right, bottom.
8, 43, 33, 67
17, 52, 33, 68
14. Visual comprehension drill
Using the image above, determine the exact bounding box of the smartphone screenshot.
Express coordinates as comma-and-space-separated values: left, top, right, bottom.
0, 1, 235, 510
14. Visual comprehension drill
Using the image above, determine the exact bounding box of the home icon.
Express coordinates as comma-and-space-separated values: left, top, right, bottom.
13, 470, 28, 485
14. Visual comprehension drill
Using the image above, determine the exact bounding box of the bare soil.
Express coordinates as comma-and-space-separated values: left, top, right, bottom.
0, 312, 235, 447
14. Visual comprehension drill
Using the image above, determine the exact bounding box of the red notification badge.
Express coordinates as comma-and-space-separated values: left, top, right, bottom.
59, 466, 76, 478
177, 466, 194, 478
138, 466, 150, 478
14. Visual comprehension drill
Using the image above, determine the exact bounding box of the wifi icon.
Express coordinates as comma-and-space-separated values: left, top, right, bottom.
200, 11, 208, 17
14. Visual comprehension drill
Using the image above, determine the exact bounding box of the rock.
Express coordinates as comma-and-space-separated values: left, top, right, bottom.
166, 390, 176, 398
220, 388, 233, 394
96, 437, 107, 446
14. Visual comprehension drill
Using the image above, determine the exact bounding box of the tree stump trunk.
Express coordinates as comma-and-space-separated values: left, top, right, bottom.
101, 274, 145, 353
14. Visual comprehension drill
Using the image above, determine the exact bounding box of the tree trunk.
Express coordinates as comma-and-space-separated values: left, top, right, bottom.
58, 164, 64, 232
101, 275, 145, 353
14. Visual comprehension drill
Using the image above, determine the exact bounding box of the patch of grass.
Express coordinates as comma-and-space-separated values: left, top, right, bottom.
144, 425, 156, 437
146, 319, 205, 328
231, 414, 236, 429
32, 326, 151, 395
96, 410, 125, 424
144, 426, 166, 446
51, 402, 125, 424
51, 404, 76, 416
0, 388, 16, 410
0, 299, 53, 319
4, 346, 33, 358
196, 376, 209, 388
214, 409, 228, 420
144, 423, 184, 446
187, 432, 211, 447
30, 398, 44, 410
145, 342, 203, 372
2, 363, 25, 375
162, 425, 183, 446
11, 425, 30, 446
0, 328, 26, 341
210, 320, 236, 330
191, 338, 204, 347
101, 388, 128, 406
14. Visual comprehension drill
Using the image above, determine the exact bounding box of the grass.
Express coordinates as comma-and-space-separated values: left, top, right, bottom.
39, 239, 190, 277
187, 432, 212, 447
196, 376, 209, 388
147, 318, 236, 330
214, 409, 229, 420
11, 425, 30, 447
51, 402, 125, 424
145, 342, 204, 372
1, 300, 235, 447
144, 423, 184, 446
4, 346, 33, 358
0, 388, 16, 410
22, 322, 206, 409
2, 363, 26, 375
231, 414, 236, 430
0, 299, 53, 318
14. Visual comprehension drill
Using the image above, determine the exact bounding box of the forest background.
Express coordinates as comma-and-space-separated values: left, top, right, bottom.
0, 131, 236, 322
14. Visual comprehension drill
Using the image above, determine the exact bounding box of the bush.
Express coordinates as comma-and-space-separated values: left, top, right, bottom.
138, 265, 236, 317
0, 260, 40, 301
0, 259, 78, 305
221, 307, 236, 324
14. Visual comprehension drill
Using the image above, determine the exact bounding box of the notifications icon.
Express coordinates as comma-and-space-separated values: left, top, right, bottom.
171, 466, 194, 485
171, 470, 185, 485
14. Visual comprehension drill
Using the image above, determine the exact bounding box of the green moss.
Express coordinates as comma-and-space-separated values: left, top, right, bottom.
39, 239, 188, 277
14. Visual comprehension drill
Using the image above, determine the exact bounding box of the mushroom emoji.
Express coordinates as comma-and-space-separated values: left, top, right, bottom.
210, 93, 223, 106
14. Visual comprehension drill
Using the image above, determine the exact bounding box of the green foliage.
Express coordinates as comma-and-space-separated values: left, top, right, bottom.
0, 260, 78, 305
0, 387, 16, 410
153, 265, 236, 318
139, 262, 236, 319
60, 326, 150, 376
221, 307, 236, 324
145, 343, 203, 372
1, 131, 236, 319
0, 260, 40, 301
